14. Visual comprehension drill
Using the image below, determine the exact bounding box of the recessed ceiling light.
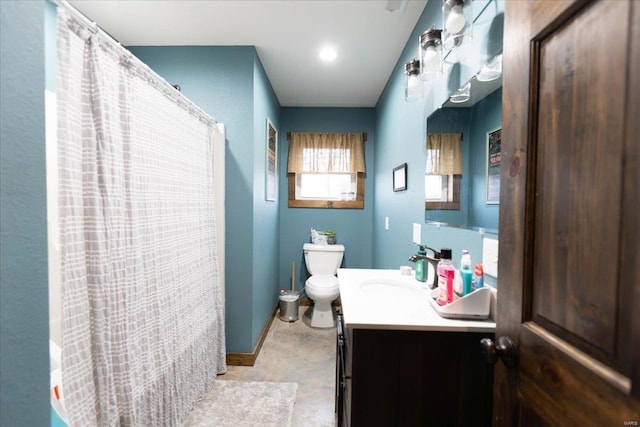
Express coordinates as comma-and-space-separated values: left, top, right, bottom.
319, 46, 337, 62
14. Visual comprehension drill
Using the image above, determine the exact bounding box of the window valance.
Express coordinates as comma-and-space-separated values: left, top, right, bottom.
426, 133, 463, 175
287, 132, 366, 174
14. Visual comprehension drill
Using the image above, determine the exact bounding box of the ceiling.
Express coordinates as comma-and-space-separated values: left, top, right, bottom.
68, 0, 428, 108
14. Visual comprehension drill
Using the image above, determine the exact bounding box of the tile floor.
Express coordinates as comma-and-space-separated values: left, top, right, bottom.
217, 306, 337, 427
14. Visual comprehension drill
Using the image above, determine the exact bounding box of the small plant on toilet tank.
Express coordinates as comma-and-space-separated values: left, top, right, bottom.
322, 229, 336, 244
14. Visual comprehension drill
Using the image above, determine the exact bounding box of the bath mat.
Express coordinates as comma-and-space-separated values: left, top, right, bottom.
183, 380, 297, 427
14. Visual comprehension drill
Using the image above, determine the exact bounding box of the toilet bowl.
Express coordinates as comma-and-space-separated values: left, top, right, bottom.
305, 275, 340, 328
303, 243, 345, 328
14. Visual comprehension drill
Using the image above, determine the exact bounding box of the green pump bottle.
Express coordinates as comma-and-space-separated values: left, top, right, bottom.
415, 244, 427, 282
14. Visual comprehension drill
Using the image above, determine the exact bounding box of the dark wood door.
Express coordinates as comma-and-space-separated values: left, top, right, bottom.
494, 0, 640, 425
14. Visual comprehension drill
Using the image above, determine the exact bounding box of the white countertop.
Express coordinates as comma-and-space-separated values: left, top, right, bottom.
337, 268, 496, 333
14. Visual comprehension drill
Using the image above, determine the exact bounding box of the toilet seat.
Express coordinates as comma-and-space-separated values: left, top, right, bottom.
307, 275, 338, 288
305, 275, 339, 298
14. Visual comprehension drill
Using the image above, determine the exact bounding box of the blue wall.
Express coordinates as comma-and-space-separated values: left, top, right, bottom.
373, 0, 504, 274
278, 108, 376, 292
129, 46, 280, 353
0, 1, 50, 426
251, 55, 281, 343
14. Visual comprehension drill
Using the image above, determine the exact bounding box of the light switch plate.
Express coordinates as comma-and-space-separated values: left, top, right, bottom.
482, 238, 499, 278
385, 216, 389, 231
412, 223, 421, 244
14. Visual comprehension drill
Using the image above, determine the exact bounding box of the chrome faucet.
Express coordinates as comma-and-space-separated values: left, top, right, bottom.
409, 246, 441, 289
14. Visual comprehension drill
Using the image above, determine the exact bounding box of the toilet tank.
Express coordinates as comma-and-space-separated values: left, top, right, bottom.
303, 243, 345, 276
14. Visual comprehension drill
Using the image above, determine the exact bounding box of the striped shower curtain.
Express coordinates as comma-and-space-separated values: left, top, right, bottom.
56, 6, 226, 426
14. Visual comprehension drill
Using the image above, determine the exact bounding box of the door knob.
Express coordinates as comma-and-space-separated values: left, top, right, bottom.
480, 336, 518, 368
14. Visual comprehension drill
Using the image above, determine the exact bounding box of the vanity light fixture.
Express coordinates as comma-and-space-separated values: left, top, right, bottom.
404, 59, 423, 102
419, 27, 443, 81
442, 0, 473, 50
449, 80, 471, 103
476, 54, 503, 82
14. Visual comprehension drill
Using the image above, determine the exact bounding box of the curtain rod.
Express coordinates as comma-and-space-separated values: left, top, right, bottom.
51, 0, 218, 126
427, 132, 463, 141
286, 132, 368, 142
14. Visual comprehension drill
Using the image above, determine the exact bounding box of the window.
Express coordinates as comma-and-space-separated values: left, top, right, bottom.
287, 132, 366, 208
425, 174, 461, 209
425, 133, 462, 210
297, 173, 355, 200
425, 174, 447, 201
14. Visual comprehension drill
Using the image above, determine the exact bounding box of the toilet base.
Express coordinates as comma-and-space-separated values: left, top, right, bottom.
310, 301, 335, 328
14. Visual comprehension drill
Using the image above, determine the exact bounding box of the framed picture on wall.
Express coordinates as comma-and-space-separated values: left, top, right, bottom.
393, 163, 407, 192
266, 119, 277, 201
486, 127, 501, 204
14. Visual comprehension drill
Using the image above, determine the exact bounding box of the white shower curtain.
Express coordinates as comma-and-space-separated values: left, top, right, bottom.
56, 6, 226, 426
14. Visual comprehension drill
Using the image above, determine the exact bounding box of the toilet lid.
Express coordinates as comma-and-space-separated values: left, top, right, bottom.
307, 275, 339, 288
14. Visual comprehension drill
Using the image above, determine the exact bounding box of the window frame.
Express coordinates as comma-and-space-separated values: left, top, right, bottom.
288, 171, 365, 209
425, 174, 461, 210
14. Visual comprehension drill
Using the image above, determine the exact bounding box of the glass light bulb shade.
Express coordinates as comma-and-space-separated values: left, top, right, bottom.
419, 28, 443, 81
420, 46, 442, 80
476, 54, 503, 82
445, 6, 466, 34
405, 59, 423, 102
405, 73, 423, 102
450, 81, 471, 103
442, 0, 473, 50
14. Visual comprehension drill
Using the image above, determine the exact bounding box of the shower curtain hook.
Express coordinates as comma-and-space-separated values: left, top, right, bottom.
119, 51, 133, 66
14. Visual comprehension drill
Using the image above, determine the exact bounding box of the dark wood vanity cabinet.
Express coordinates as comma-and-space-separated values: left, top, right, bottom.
338, 324, 494, 427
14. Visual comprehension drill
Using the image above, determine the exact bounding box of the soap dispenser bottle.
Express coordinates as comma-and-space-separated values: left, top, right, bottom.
415, 244, 427, 282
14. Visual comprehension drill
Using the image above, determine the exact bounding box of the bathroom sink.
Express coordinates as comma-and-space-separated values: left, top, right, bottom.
359, 278, 420, 295
354, 277, 431, 318
357, 278, 428, 306
337, 269, 496, 332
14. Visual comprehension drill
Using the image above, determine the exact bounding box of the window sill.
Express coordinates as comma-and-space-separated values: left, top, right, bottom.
425, 201, 460, 210
288, 199, 364, 209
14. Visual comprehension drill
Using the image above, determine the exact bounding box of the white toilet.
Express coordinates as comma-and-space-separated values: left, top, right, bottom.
303, 243, 345, 328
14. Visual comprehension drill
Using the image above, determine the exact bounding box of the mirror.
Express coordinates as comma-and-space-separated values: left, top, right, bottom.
424, 4, 504, 234
425, 67, 502, 233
